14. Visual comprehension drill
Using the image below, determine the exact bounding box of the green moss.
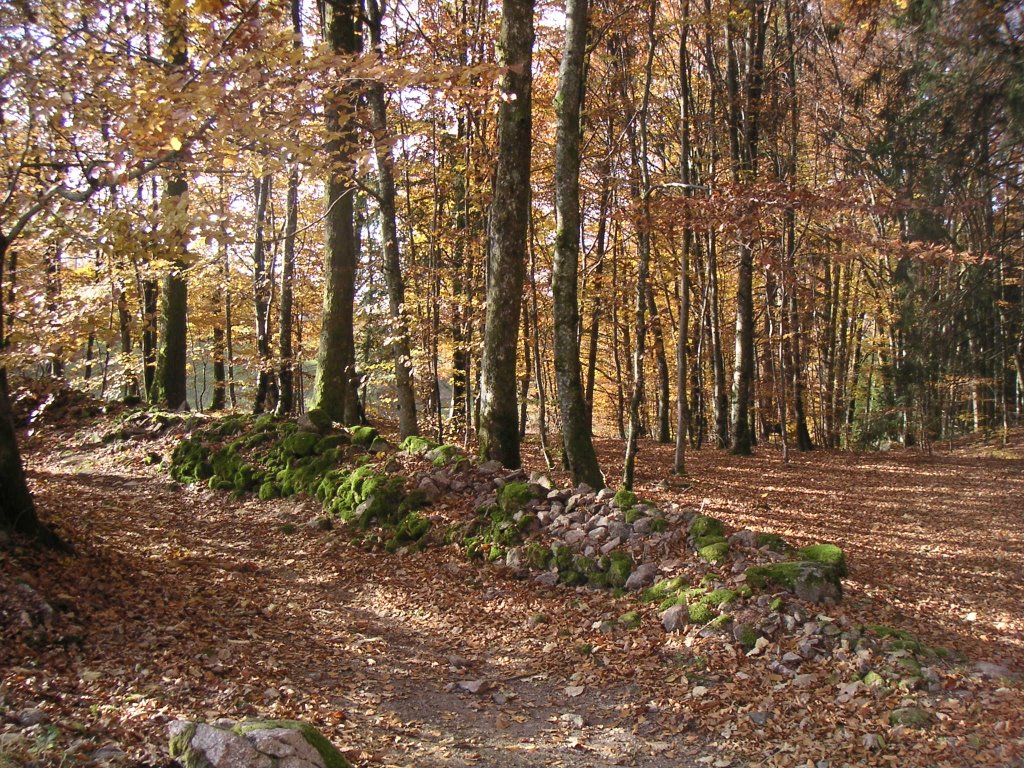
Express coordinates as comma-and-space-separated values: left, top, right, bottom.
560, 569, 585, 586
167, 722, 197, 766
613, 489, 637, 510
393, 512, 431, 543
618, 610, 642, 629
756, 532, 790, 552
863, 671, 884, 686
315, 434, 349, 453
429, 444, 463, 467
688, 602, 716, 624
232, 720, 351, 768
688, 515, 726, 541
279, 522, 298, 534
524, 542, 551, 570
650, 517, 668, 533
258, 482, 280, 500
498, 481, 538, 513
281, 430, 319, 457
888, 707, 934, 729
735, 623, 759, 651
399, 435, 436, 454
304, 408, 333, 433
867, 624, 913, 641
253, 414, 277, 432
736, 584, 753, 599
708, 613, 733, 629
694, 534, 727, 549
769, 596, 784, 611
606, 551, 634, 588
348, 425, 378, 446
169, 438, 213, 484
798, 543, 848, 577
624, 507, 647, 524
703, 588, 737, 607
698, 542, 730, 564
642, 576, 686, 603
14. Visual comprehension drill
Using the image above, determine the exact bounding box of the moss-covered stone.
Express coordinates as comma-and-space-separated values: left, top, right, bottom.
606, 551, 634, 588
282, 430, 319, 457
427, 444, 463, 467
642, 576, 686, 603
688, 515, 725, 541
399, 435, 436, 454
625, 507, 647, 524
524, 542, 551, 570
316, 434, 349, 453
304, 408, 333, 433
650, 517, 668, 533
756, 532, 790, 552
258, 481, 280, 500
393, 512, 431, 543
618, 610, 642, 629
698, 542, 730, 564
612, 489, 637, 510
497, 481, 538, 513
694, 533, 727, 550
348, 425, 379, 446
798, 543, 848, 577
735, 623, 759, 650
745, 560, 841, 602
888, 707, 934, 729
232, 719, 352, 768
169, 438, 213, 484
688, 602, 716, 624
703, 588, 737, 607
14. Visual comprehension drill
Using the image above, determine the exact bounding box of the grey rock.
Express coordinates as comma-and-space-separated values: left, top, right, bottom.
782, 651, 803, 666
248, 728, 323, 765
505, 547, 524, 568
587, 526, 607, 543
608, 522, 632, 541
596, 488, 614, 502
565, 495, 581, 514
973, 661, 1014, 680
728, 530, 759, 548
575, 482, 595, 495
547, 489, 570, 502
661, 604, 688, 633
748, 711, 769, 726
478, 460, 503, 474
534, 572, 559, 587
169, 721, 274, 768
384, 458, 402, 474
91, 745, 127, 764
624, 563, 659, 591
600, 537, 622, 555
306, 516, 333, 532
633, 517, 653, 536
549, 501, 565, 517
564, 529, 586, 546
417, 478, 441, 502
529, 473, 553, 490
17, 708, 47, 726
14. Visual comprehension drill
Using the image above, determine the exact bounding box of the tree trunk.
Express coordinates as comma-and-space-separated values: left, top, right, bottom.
552, 0, 603, 488
312, 0, 362, 425
252, 171, 274, 414
478, 0, 533, 467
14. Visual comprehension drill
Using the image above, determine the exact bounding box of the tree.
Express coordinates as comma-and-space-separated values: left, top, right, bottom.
552, 0, 604, 488
312, 0, 363, 425
478, 0, 534, 468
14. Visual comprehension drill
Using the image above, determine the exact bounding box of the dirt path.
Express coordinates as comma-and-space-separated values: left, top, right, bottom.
2, 424, 1023, 767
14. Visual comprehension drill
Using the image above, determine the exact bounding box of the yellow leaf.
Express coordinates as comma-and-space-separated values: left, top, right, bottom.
170, 137, 183, 151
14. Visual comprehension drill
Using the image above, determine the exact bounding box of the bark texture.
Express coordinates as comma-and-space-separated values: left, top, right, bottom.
552, 0, 603, 488
478, 0, 533, 468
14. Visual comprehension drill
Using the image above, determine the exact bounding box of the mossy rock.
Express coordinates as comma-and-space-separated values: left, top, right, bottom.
888, 707, 934, 729
698, 542, 730, 564
734, 623, 759, 650
618, 610, 642, 629
612, 489, 637, 510
688, 602, 716, 624
258, 482, 280, 501
642, 576, 686, 603
427, 444, 463, 467
304, 408, 333, 433
552, 544, 574, 572
650, 517, 668, 533
233, 464, 262, 492
348, 425, 379, 446
393, 512, 431, 543
745, 561, 841, 602
253, 414, 277, 432
703, 588, 737, 607
624, 507, 647, 524
694, 534, 727, 550
756, 532, 790, 552
282, 430, 320, 457
498, 481, 539, 513
316, 434, 350, 453
169, 438, 213, 484
798, 543, 848, 577
232, 719, 352, 768
399, 435, 436, 454
688, 515, 726, 541
524, 542, 551, 570
606, 551, 634, 588
559, 569, 585, 586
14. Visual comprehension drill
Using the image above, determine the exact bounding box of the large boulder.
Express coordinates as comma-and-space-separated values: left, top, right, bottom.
169, 719, 351, 768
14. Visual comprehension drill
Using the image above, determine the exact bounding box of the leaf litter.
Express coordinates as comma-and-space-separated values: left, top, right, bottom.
0, 414, 1022, 767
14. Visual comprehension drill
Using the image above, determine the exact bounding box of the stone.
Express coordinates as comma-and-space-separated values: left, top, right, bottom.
587, 526, 607, 542
748, 711, 769, 726
661, 604, 688, 633
608, 522, 632, 541
575, 482, 594, 495
564, 529, 586, 545
596, 488, 614, 501
169, 719, 351, 768
17, 708, 48, 726
624, 563, 659, 591
306, 516, 333, 532
889, 707, 934, 729
534, 572, 559, 587
91, 745, 127, 763
417, 478, 441, 502
169, 722, 274, 768
633, 517, 653, 536
478, 460, 502, 474
599, 537, 622, 555
505, 547, 524, 568
728, 530, 759, 548
973, 661, 1014, 680
529, 473, 553, 490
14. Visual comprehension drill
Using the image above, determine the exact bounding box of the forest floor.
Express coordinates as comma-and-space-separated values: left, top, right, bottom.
2, 409, 1023, 768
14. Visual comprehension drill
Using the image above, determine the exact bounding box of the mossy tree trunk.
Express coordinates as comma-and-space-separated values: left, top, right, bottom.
312, 0, 362, 425
552, 0, 603, 489
478, 0, 533, 468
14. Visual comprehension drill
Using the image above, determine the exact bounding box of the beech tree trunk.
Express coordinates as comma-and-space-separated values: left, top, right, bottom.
367, 0, 418, 438
252, 171, 275, 414
478, 0, 533, 467
552, 0, 603, 488
313, 0, 362, 425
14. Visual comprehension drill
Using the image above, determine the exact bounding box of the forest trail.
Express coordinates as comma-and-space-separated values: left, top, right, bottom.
2, 419, 1023, 767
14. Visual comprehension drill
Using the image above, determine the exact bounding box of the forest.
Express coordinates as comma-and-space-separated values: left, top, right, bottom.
1, 0, 1023, 765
